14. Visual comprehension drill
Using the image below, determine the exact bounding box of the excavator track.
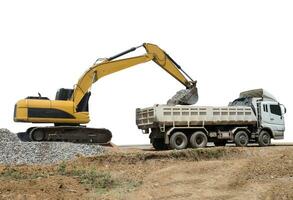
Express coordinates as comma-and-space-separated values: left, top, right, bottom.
17, 126, 112, 144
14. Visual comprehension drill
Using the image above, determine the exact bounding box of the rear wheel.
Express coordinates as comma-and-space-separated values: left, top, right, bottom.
152, 139, 168, 150
189, 131, 208, 148
258, 130, 271, 147
214, 140, 227, 147
169, 132, 188, 150
234, 131, 249, 147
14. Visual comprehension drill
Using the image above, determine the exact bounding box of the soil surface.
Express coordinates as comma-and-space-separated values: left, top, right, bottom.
0, 145, 293, 200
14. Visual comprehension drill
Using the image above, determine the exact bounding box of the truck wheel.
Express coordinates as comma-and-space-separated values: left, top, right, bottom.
214, 140, 227, 147
169, 132, 188, 150
190, 131, 207, 148
234, 131, 249, 147
152, 139, 168, 150
258, 130, 271, 147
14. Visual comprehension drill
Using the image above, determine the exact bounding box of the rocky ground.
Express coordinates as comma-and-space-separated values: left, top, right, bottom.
0, 140, 292, 199
0, 128, 104, 164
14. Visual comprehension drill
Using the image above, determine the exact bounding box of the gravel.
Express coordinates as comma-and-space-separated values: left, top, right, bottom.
0, 128, 20, 142
0, 128, 105, 165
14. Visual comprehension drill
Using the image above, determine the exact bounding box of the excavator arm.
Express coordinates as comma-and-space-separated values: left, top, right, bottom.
71, 43, 197, 108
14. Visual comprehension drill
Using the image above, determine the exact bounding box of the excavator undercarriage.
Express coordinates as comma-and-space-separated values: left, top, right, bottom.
18, 126, 112, 143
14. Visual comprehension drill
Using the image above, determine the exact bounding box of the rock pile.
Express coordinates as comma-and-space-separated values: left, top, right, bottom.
0, 128, 105, 165
0, 128, 20, 142
167, 84, 198, 105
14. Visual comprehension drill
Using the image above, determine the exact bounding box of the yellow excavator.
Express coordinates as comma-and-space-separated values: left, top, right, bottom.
14, 43, 198, 144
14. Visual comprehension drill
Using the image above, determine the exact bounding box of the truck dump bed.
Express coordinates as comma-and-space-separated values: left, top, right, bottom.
136, 105, 257, 130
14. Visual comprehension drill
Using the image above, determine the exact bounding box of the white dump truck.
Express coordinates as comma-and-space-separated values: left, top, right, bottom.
136, 89, 286, 150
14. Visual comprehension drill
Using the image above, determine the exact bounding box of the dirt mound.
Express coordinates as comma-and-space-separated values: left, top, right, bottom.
79, 147, 243, 165
1, 146, 293, 199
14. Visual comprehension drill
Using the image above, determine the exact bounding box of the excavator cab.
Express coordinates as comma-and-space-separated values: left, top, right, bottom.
55, 88, 91, 112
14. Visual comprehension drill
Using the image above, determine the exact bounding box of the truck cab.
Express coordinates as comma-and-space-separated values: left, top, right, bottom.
258, 101, 286, 139
237, 89, 286, 141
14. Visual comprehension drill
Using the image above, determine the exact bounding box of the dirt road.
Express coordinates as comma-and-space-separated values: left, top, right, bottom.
0, 146, 293, 199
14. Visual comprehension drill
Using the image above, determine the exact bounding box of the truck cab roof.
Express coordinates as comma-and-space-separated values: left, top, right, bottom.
240, 89, 277, 102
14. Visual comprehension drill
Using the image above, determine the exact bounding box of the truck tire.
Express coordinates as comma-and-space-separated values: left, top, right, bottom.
258, 130, 271, 147
214, 140, 227, 147
152, 139, 168, 150
169, 132, 188, 150
190, 131, 207, 148
234, 131, 249, 147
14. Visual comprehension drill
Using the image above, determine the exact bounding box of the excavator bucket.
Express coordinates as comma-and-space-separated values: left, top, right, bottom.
167, 83, 198, 105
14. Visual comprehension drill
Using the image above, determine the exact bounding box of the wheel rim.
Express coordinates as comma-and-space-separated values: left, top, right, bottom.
196, 136, 203, 145
262, 134, 270, 145
175, 137, 183, 146
239, 134, 247, 145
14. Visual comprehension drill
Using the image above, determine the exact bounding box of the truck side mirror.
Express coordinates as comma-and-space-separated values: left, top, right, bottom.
280, 104, 287, 114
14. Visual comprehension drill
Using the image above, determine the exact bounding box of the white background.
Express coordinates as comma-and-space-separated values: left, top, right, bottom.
0, 0, 292, 145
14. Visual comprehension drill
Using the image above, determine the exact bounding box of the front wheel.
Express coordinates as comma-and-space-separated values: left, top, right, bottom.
169, 132, 188, 150
258, 130, 271, 147
234, 131, 249, 147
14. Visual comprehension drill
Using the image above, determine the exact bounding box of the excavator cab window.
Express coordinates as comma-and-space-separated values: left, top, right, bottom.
55, 88, 90, 112
55, 88, 74, 100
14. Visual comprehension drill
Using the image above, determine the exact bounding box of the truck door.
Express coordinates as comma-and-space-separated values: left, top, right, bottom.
261, 102, 285, 139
